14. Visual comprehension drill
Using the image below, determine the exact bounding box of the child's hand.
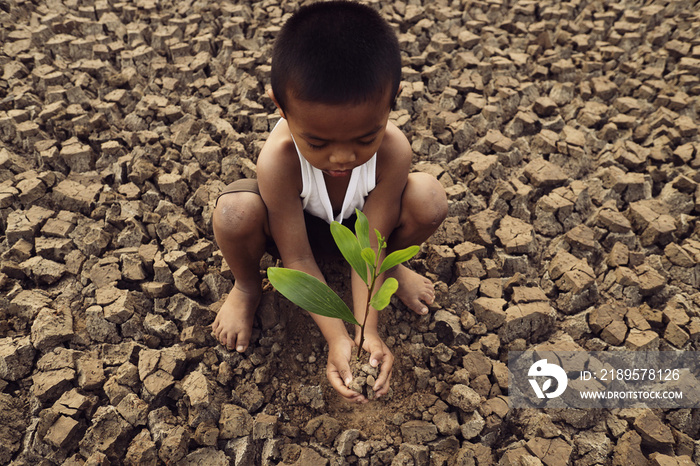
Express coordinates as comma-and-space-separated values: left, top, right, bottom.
357, 333, 394, 398
326, 337, 368, 404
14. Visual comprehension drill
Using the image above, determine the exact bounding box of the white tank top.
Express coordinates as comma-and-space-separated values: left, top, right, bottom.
291, 134, 377, 224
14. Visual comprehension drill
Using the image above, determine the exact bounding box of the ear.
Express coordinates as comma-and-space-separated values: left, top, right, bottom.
391, 83, 403, 108
267, 88, 286, 119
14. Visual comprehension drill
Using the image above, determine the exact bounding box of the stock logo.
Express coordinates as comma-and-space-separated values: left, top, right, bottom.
528, 359, 568, 399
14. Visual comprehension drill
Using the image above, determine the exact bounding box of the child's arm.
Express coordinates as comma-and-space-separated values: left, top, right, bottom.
257, 131, 319, 279
257, 128, 367, 403
351, 122, 412, 396
362, 122, 411, 245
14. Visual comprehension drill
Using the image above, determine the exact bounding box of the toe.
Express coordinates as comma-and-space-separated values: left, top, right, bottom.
219, 332, 230, 349
235, 330, 252, 353
411, 298, 429, 315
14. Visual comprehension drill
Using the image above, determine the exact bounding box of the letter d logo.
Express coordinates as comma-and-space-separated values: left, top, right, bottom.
528, 359, 568, 399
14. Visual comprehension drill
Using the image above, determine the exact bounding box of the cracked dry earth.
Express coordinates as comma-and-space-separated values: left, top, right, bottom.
1, 0, 700, 465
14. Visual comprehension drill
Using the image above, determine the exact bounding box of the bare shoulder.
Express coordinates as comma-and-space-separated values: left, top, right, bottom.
379, 122, 411, 158
257, 119, 302, 195
376, 122, 412, 180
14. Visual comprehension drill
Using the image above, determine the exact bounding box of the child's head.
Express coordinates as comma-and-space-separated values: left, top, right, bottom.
270, 1, 401, 116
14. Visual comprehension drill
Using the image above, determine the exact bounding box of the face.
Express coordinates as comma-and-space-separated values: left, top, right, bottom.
270, 88, 393, 178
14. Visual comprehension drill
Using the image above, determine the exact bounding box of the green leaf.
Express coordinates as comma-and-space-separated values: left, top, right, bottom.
378, 245, 420, 275
369, 277, 399, 310
268, 267, 360, 325
361, 247, 376, 276
330, 221, 368, 283
354, 209, 370, 250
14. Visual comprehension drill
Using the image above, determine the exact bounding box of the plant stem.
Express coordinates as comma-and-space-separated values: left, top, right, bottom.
357, 277, 374, 360
357, 235, 384, 360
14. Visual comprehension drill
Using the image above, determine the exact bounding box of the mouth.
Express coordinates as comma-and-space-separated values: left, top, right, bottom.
324, 169, 352, 178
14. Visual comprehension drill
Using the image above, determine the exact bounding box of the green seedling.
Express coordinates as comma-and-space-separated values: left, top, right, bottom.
267, 209, 419, 360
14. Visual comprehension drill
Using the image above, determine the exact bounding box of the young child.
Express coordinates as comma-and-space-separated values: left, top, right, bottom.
212, 1, 447, 403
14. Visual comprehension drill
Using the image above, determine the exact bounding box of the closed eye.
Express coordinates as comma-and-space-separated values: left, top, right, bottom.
305, 137, 375, 149
307, 141, 327, 149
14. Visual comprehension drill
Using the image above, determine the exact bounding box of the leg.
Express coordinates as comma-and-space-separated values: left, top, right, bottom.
212, 191, 270, 351
386, 172, 448, 314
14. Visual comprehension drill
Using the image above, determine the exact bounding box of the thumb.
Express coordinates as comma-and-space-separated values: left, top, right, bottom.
369, 345, 384, 367
337, 365, 353, 387
338, 369, 352, 387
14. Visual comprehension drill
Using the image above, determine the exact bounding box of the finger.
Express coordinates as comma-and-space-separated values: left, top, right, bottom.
373, 352, 394, 396
339, 367, 354, 388
343, 392, 367, 403
374, 372, 393, 397
327, 358, 352, 385
327, 370, 367, 403
337, 383, 367, 403
368, 343, 385, 368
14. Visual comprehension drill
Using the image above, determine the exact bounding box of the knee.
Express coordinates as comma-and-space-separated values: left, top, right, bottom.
405, 172, 448, 230
213, 191, 267, 239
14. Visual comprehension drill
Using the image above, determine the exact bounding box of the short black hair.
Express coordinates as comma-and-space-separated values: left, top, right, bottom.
271, 1, 401, 114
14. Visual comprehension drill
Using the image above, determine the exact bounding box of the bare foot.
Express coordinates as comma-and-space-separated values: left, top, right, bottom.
212, 284, 261, 352
387, 264, 435, 315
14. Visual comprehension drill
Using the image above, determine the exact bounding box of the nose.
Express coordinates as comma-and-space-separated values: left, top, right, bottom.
329, 147, 356, 165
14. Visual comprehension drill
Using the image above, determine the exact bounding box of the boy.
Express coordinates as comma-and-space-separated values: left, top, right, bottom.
212, 1, 447, 403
